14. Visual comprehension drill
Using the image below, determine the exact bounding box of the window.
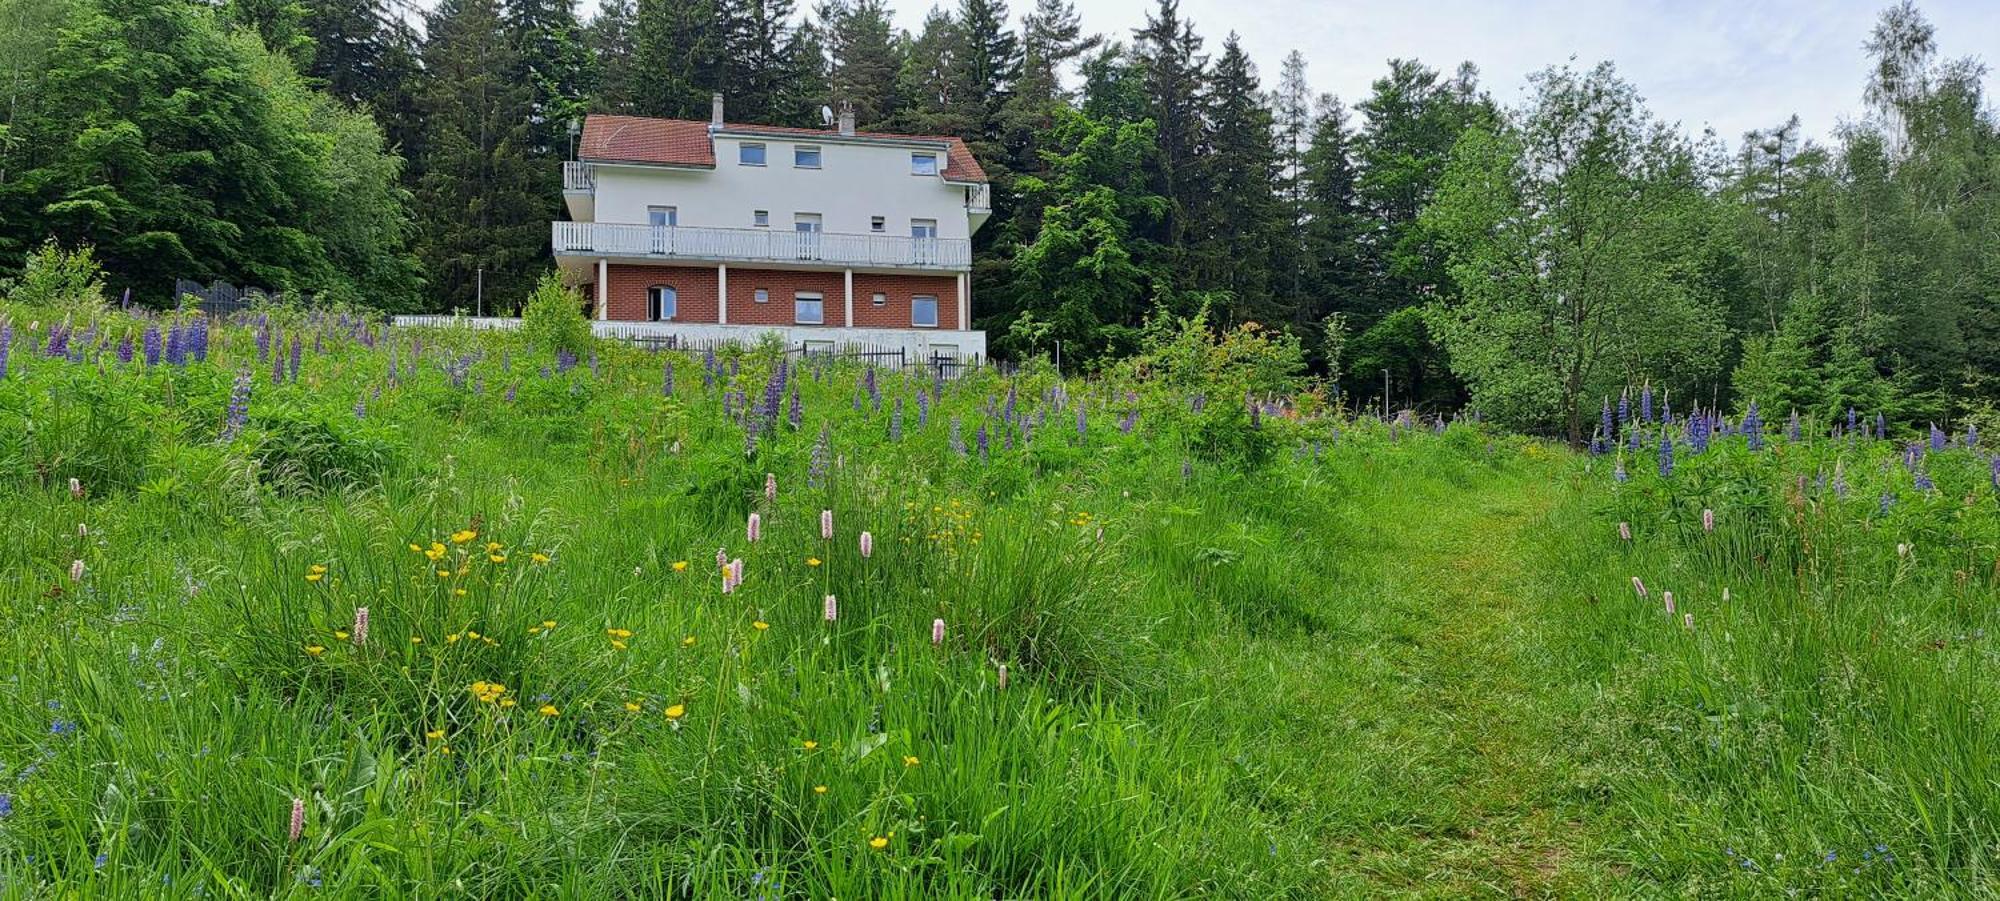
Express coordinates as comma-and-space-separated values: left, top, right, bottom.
739, 143, 766, 166
912, 295, 939, 328
754, 288, 769, 304
871, 292, 887, 307
648, 206, 678, 227
870, 216, 885, 233
794, 292, 825, 324
648, 286, 677, 322
911, 153, 939, 176
794, 213, 822, 232
753, 210, 769, 227
794, 145, 822, 168
911, 219, 939, 264
910, 219, 938, 239
793, 213, 822, 260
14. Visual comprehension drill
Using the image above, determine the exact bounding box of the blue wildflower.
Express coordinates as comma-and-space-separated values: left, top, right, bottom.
1640, 386, 1654, 424
1742, 402, 1763, 451
49, 719, 77, 736
1930, 423, 1946, 453
0, 793, 12, 817
222, 370, 253, 440
1658, 433, 1674, 478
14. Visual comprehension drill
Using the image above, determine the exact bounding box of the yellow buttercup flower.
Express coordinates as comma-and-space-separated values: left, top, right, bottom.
485, 541, 502, 552
806, 557, 822, 567
305, 573, 324, 583
531, 552, 551, 565
664, 703, 686, 720
902, 755, 919, 767
671, 560, 688, 572
542, 620, 557, 629
624, 701, 642, 713
802, 740, 818, 750
446, 633, 462, 644
488, 554, 506, 564
606, 628, 633, 639
610, 640, 628, 650
869, 836, 889, 850
436, 569, 451, 579
309, 564, 328, 574
333, 631, 350, 641
450, 529, 478, 545
680, 635, 696, 647
410, 636, 423, 644
408, 543, 422, 553
425, 728, 445, 741
466, 630, 481, 640
499, 698, 517, 708
814, 785, 828, 795
752, 620, 770, 631
304, 644, 325, 656
438, 745, 453, 755
538, 704, 559, 717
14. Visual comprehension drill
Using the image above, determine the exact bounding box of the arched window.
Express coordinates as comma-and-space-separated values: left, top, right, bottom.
648, 285, 676, 322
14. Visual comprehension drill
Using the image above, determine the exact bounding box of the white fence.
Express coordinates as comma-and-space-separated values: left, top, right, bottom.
391, 315, 988, 370
551, 222, 972, 271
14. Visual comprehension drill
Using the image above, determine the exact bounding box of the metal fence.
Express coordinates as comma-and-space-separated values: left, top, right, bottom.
173, 279, 305, 317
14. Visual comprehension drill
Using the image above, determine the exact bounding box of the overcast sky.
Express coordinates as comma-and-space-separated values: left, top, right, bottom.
483, 1, 2000, 148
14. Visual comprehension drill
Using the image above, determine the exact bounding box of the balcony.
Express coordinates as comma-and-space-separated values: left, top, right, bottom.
563, 161, 596, 193
962, 182, 991, 214
552, 222, 972, 271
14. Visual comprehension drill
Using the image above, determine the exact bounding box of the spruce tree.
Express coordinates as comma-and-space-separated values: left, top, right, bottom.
587, 0, 640, 113
1199, 34, 1280, 325
417, 0, 550, 313
821, 0, 902, 128
632, 0, 720, 119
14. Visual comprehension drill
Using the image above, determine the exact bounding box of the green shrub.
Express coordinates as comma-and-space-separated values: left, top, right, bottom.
5, 240, 107, 313
519, 272, 592, 357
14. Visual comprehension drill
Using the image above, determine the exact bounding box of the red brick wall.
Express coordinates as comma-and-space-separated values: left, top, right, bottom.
605, 264, 719, 322
726, 268, 849, 326
853, 273, 960, 330
602, 265, 964, 330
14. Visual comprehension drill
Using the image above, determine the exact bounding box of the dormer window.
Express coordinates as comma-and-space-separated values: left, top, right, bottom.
739, 143, 766, 166
911, 153, 939, 176
794, 146, 822, 169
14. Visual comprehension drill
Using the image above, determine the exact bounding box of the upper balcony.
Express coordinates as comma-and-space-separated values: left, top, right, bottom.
563, 161, 596, 221
553, 222, 972, 272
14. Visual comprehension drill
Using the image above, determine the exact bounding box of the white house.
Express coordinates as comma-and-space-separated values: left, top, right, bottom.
553, 95, 991, 359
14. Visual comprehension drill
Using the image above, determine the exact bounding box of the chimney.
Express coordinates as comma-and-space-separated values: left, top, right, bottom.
710, 93, 725, 129
838, 101, 855, 137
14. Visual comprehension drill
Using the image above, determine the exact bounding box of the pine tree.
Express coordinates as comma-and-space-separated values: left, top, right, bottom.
302, 0, 391, 106
1020, 0, 1098, 104
1272, 50, 1311, 309
821, 0, 902, 128
632, 0, 720, 119
1300, 96, 1372, 345
949, 0, 1022, 146
893, 9, 964, 135
417, 0, 550, 313
508, 0, 594, 161
1132, 0, 1207, 249
587, 0, 640, 113
1198, 34, 1280, 325
716, 0, 797, 124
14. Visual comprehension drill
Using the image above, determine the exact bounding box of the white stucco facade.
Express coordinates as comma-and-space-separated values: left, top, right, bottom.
585, 132, 980, 241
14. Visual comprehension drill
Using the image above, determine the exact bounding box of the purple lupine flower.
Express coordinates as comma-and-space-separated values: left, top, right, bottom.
354, 397, 366, 419
257, 327, 271, 362
1742, 402, 1762, 451
115, 332, 133, 364
0, 321, 12, 378
1878, 492, 1894, 516
1076, 403, 1087, 438
556, 349, 577, 374
889, 397, 903, 441
1913, 466, 1934, 493
288, 335, 302, 382
270, 342, 285, 384
916, 389, 930, 425
701, 349, 717, 389
1965, 424, 1978, 448
1989, 455, 1999, 490
1786, 410, 1801, 443
45, 322, 70, 358
0, 793, 12, 818
950, 417, 965, 457
1599, 399, 1613, 452
190, 319, 209, 362
976, 422, 990, 461
1846, 407, 1858, 436
1616, 391, 1630, 434
788, 386, 802, 430
1119, 408, 1140, 434
166, 324, 185, 365
1640, 386, 1654, 424
1614, 457, 1628, 483
505, 383, 516, 402
222, 370, 253, 440
142, 325, 161, 366
808, 424, 831, 488
747, 512, 762, 543
1875, 413, 1886, 441
1658, 432, 1674, 478
1930, 423, 1946, 453
1688, 411, 1710, 453
863, 366, 880, 408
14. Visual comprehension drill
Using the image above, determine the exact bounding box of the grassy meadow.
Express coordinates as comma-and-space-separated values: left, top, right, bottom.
0, 303, 1994, 898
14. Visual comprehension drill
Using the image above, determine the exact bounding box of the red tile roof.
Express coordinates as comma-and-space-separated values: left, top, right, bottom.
578, 114, 988, 183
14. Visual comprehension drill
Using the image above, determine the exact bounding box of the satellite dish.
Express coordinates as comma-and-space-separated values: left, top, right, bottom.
821, 105, 835, 127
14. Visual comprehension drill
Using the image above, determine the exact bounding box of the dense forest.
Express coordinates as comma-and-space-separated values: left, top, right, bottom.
1, 0, 1996, 437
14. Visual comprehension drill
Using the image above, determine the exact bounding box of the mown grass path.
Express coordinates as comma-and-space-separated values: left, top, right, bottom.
1187, 451, 1616, 897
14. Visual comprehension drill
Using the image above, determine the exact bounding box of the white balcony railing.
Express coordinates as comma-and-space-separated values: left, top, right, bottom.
962, 182, 991, 214
563, 161, 595, 193
552, 222, 972, 271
